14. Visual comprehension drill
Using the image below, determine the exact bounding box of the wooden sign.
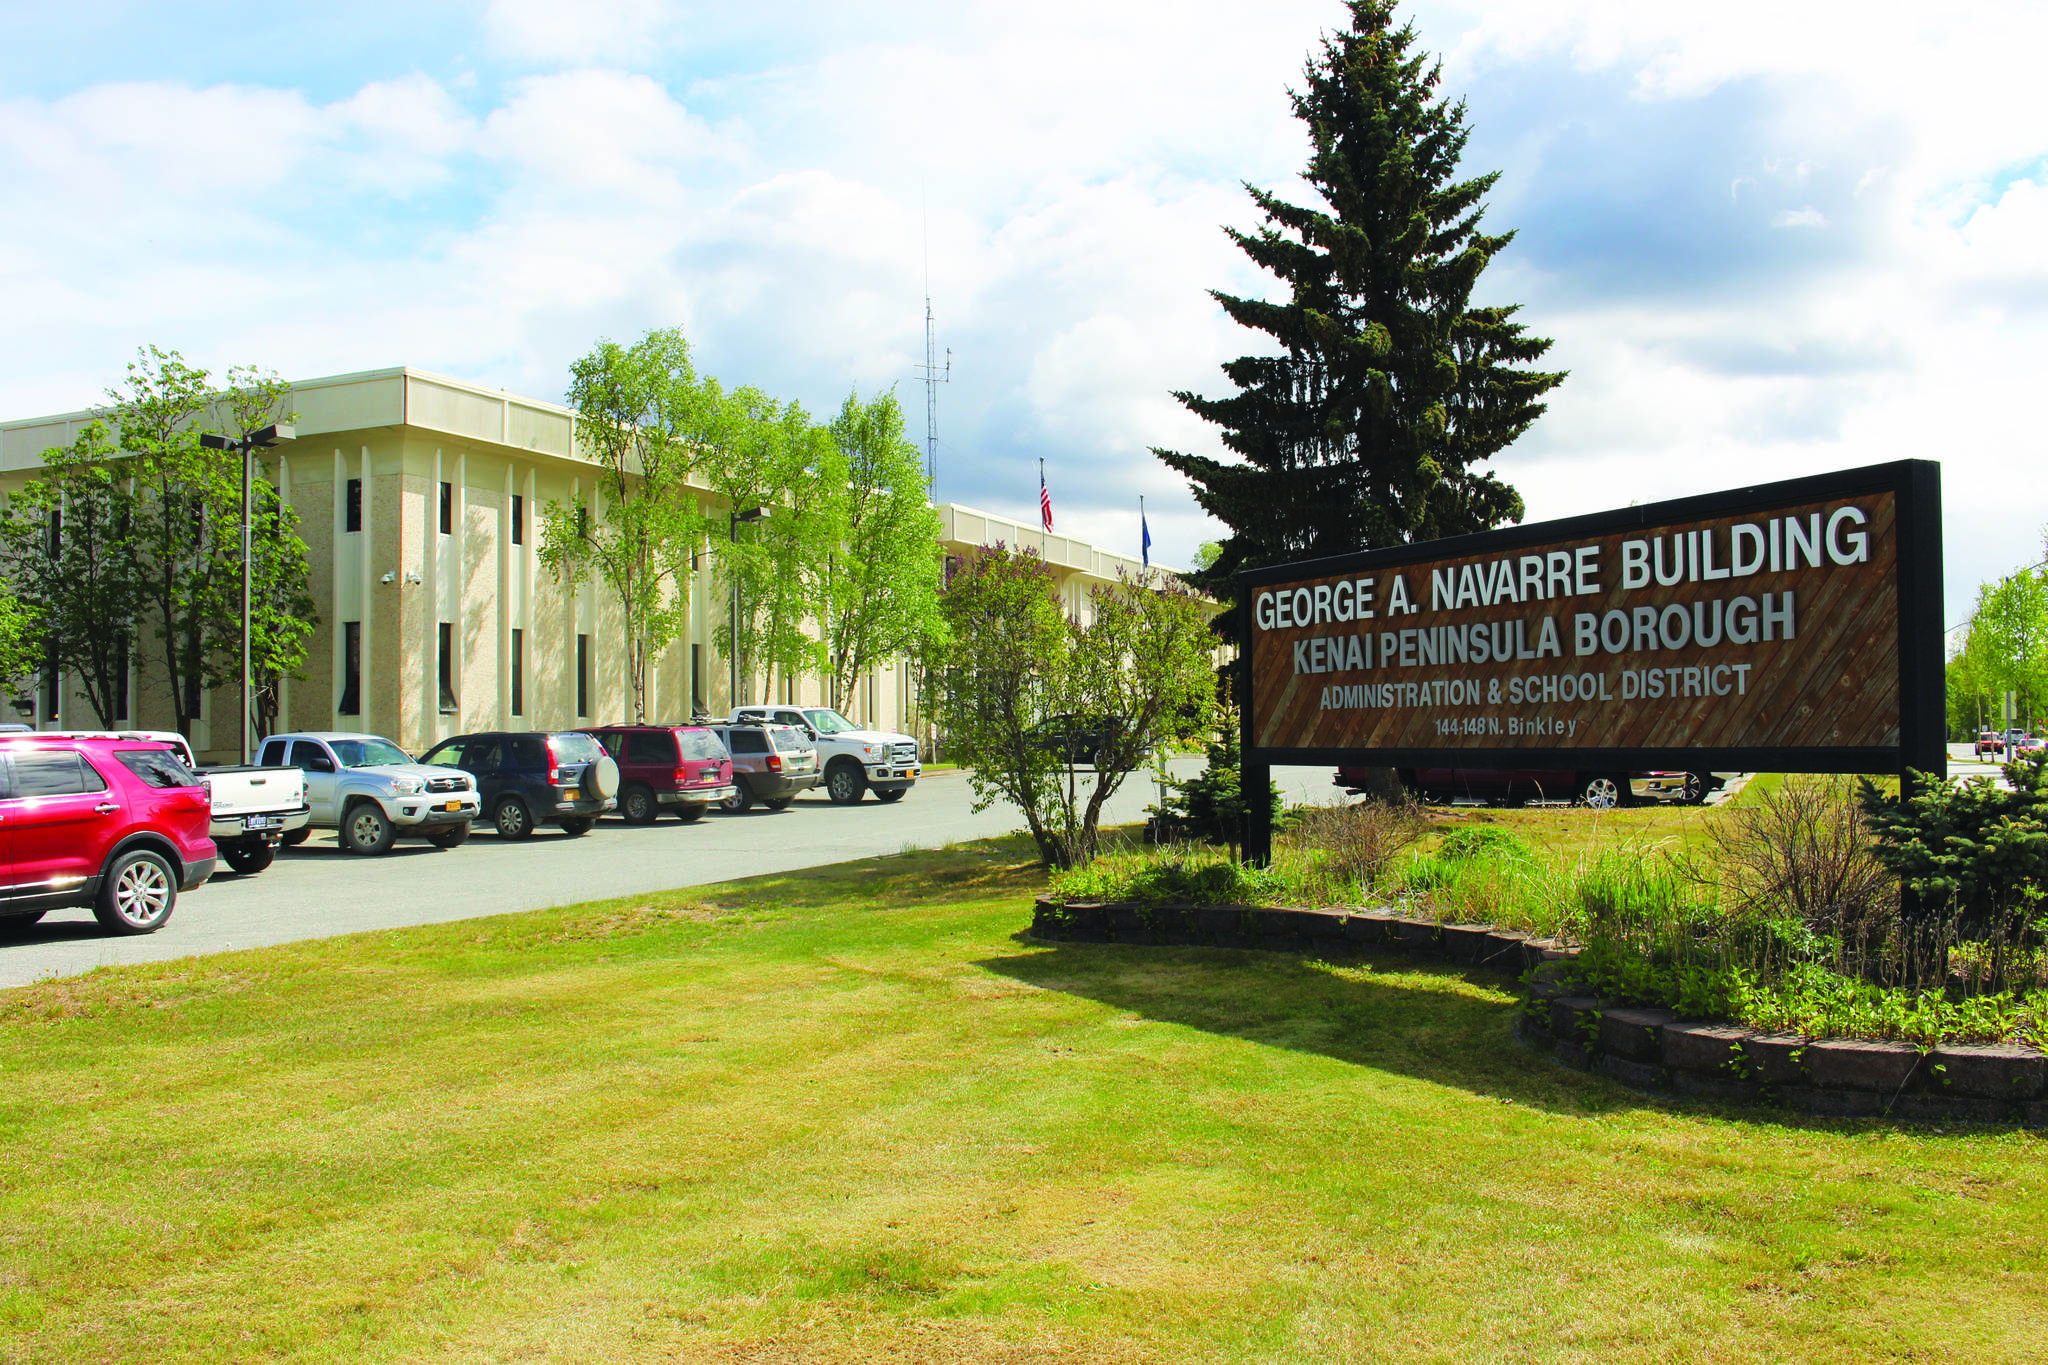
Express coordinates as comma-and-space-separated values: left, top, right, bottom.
1238, 460, 1944, 774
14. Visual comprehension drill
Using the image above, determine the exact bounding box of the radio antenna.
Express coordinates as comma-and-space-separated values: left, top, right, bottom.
917, 200, 950, 501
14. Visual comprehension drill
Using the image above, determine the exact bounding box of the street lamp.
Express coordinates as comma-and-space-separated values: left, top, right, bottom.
200, 422, 295, 763
729, 506, 771, 709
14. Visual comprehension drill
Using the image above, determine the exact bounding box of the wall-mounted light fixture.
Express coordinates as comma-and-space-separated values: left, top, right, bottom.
380, 571, 397, 584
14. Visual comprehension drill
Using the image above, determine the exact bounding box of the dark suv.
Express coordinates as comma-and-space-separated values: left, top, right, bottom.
418, 731, 621, 839
0, 735, 216, 936
707, 722, 820, 812
584, 725, 735, 824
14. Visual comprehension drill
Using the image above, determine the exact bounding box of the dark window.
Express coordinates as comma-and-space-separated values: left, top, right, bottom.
112, 634, 128, 721
439, 481, 453, 535
577, 505, 590, 540
509, 736, 546, 769
10, 750, 106, 798
438, 622, 457, 713
422, 741, 467, 767
511, 493, 524, 545
259, 738, 287, 766
728, 730, 767, 755
286, 740, 335, 773
623, 732, 671, 765
346, 478, 363, 533
114, 749, 200, 789
40, 648, 58, 722
678, 730, 727, 762
691, 643, 704, 715
510, 628, 524, 716
339, 621, 361, 715
576, 634, 589, 717
465, 740, 501, 771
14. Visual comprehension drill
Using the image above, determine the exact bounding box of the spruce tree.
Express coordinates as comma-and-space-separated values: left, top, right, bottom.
1157, 0, 1563, 615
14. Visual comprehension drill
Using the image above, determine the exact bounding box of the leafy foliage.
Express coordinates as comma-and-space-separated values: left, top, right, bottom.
1859, 754, 2048, 923
1156, 0, 1562, 614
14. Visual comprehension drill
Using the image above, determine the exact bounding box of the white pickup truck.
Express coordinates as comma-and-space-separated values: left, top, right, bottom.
51, 730, 311, 875
728, 705, 920, 804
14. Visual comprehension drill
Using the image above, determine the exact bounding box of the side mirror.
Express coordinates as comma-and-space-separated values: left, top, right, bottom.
305, 754, 336, 774
803, 726, 818, 741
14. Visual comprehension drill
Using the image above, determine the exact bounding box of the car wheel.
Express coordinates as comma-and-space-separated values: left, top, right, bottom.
721, 779, 754, 814
494, 796, 535, 840
425, 823, 470, 849
559, 817, 595, 836
825, 761, 866, 805
621, 784, 658, 826
875, 788, 906, 804
763, 796, 794, 812
1574, 774, 1626, 810
1680, 772, 1708, 806
342, 801, 396, 855
223, 842, 275, 875
280, 828, 310, 848
674, 804, 706, 824
93, 848, 178, 935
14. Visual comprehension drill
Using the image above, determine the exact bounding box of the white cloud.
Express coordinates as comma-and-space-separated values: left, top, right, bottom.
1772, 207, 1826, 228
483, 0, 674, 67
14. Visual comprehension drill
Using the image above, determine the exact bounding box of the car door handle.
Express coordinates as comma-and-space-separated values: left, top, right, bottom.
94, 802, 119, 815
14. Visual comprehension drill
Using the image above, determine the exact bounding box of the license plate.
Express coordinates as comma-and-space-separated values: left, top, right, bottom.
441, 800, 463, 812
242, 815, 281, 830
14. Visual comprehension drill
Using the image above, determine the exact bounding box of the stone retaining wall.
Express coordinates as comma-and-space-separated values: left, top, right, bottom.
1030, 898, 2048, 1129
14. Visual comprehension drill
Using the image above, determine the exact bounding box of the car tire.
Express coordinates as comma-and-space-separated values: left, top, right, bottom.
1574, 774, 1627, 811
223, 842, 275, 875
342, 801, 396, 855
1680, 772, 1709, 806
875, 788, 906, 804
674, 804, 706, 824
93, 848, 178, 935
763, 796, 794, 811
494, 796, 535, 841
721, 778, 754, 814
425, 823, 470, 849
825, 761, 866, 805
559, 817, 595, 836
621, 784, 658, 826
280, 828, 310, 848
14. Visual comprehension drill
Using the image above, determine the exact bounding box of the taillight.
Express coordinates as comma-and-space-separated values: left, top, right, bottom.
675, 766, 690, 784
766, 753, 783, 772
546, 738, 560, 784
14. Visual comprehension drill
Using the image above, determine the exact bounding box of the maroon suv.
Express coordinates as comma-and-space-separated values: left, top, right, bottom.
584, 725, 736, 824
0, 735, 217, 936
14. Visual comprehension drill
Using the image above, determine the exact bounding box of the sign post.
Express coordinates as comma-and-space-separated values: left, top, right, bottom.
1236, 460, 1943, 863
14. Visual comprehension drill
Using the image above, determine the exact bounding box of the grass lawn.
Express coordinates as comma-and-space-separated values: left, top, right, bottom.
3, 834, 2044, 1363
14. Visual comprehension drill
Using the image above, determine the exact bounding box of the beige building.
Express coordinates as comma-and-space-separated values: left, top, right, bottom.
0, 365, 1156, 761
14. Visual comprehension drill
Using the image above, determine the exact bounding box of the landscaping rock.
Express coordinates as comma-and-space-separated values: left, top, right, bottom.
1476, 929, 1529, 973
1888, 1094, 2015, 1126
1300, 909, 1350, 941
1929, 1043, 2047, 1100
1549, 996, 1601, 1048
1521, 938, 1576, 972
1394, 917, 1441, 952
1343, 911, 1397, 945
1523, 973, 1571, 1006
1601, 1054, 1671, 1091
1741, 1033, 1811, 1086
2024, 1101, 2048, 1130
1779, 1085, 1885, 1118
1599, 1007, 1677, 1062
1517, 1010, 1554, 1047
1671, 1071, 1764, 1106
1439, 924, 1493, 963
1553, 1038, 1595, 1070
1803, 1039, 1924, 1094
1661, 1023, 1755, 1075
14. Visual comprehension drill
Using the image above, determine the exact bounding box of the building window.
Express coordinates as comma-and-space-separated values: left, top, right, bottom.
346, 479, 363, 533
340, 621, 361, 715
576, 634, 589, 717
113, 634, 129, 722
510, 628, 524, 716
40, 651, 58, 723
439, 482, 453, 535
438, 622, 457, 714
691, 643, 703, 717
576, 505, 590, 541
511, 493, 524, 545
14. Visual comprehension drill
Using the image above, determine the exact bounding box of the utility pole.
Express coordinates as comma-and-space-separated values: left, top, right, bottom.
200, 422, 293, 763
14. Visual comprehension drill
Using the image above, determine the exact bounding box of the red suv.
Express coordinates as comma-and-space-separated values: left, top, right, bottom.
0, 735, 217, 936
584, 725, 736, 824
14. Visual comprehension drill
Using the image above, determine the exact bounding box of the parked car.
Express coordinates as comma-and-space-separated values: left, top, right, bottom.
706, 721, 820, 812
2016, 734, 2046, 756
0, 734, 216, 936
1336, 764, 1643, 809
1976, 730, 2006, 757
55, 730, 310, 875
583, 724, 735, 824
418, 731, 621, 839
257, 732, 480, 854
727, 706, 919, 804
1633, 771, 1739, 806
1032, 713, 1141, 767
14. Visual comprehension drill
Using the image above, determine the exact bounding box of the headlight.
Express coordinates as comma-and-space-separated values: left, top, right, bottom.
863, 744, 882, 760
390, 777, 423, 795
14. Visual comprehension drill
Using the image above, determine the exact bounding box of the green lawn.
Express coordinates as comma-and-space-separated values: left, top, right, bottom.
2, 836, 2043, 1363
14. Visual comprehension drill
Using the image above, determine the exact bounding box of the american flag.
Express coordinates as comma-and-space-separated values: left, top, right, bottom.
1039, 463, 1054, 531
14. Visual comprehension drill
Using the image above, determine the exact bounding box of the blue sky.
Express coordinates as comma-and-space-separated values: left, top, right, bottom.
2, 0, 2044, 631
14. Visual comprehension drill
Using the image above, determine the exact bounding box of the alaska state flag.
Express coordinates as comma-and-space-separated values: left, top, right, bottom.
1141, 509, 1151, 567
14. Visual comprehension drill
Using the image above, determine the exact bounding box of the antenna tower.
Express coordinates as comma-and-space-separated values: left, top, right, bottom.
918, 296, 950, 500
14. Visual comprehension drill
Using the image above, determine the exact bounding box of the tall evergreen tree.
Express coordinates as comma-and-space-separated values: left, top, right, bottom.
1156, 0, 1563, 617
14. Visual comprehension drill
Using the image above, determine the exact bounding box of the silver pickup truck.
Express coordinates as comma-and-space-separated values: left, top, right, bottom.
50, 730, 310, 875
258, 731, 481, 854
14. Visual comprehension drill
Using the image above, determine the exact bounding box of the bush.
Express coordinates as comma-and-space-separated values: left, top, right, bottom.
1860, 751, 2048, 925
1049, 847, 1287, 907
1153, 700, 1282, 854
1712, 775, 1896, 939
1283, 799, 1432, 896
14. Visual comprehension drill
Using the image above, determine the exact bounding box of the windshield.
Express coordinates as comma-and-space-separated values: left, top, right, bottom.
802, 709, 860, 734
331, 737, 414, 768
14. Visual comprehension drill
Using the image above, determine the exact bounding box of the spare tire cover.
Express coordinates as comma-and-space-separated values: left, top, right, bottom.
584, 756, 621, 801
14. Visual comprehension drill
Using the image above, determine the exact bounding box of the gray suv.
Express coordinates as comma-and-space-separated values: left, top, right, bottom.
707, 722, 820, 812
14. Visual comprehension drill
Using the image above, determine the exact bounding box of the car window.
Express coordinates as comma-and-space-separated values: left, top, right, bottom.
9, 750, 108, 798
551, 733, 605, 763
421, 742, 467, 767
286, 740, 335, 772
676, 730, 726, 762
465, 740, 502, 771
623, 732, 673, 765
510, 737, 547, 768
775, 710, 807, 729
728, 730, 767, 755
114, 748, 201, 789
802, 709, 858, 734
259, 738, 288, 766
331, 737, 413, 767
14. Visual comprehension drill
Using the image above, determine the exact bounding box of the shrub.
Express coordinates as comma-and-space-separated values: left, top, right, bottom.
1859, 751, 2048, 925
1282, 799, 1432, 895
1711, 775, 1896, 940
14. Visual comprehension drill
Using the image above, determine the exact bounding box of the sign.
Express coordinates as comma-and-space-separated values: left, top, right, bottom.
1238, 460, 1943, 774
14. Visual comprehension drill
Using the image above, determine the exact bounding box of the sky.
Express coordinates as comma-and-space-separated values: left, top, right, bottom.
1, 0, 2043, 631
